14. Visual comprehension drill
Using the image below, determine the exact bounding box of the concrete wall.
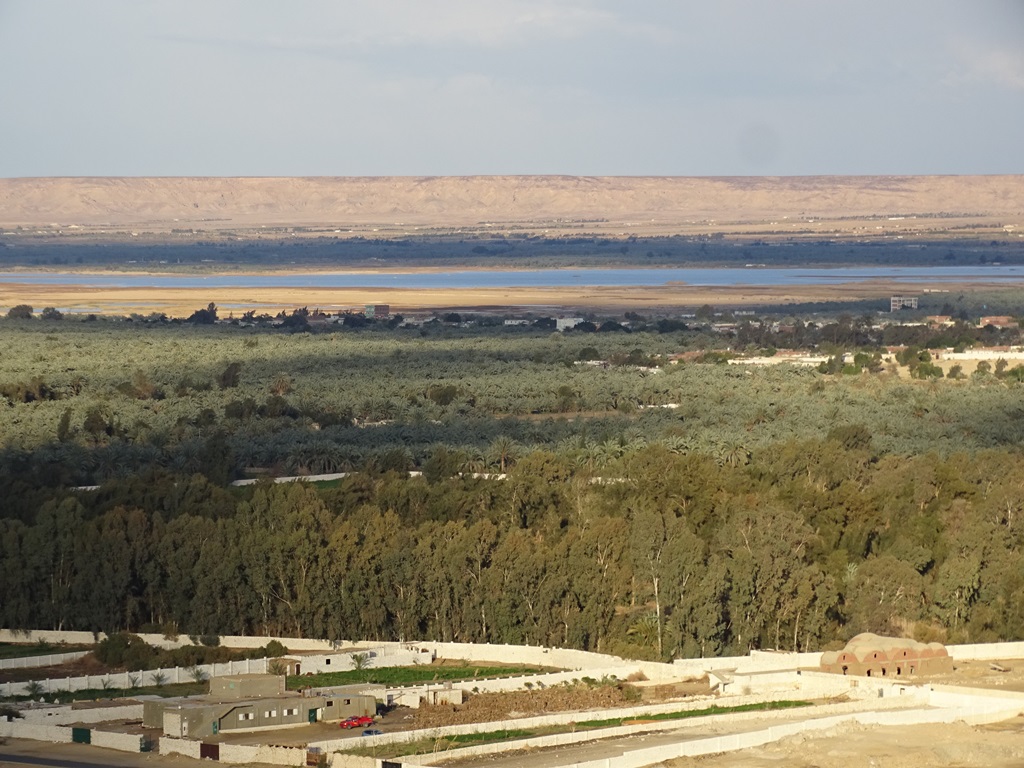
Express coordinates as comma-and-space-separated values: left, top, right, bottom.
296, 648, 424, 674
89, 730, 146, 752
0, 628, 339, 652
160, 737, 202, 759
673, 649, 820, 678
0, 630, 97, 645
0, 721, 73, 743
947, 641, 1024, 661
0, 651, 90, 670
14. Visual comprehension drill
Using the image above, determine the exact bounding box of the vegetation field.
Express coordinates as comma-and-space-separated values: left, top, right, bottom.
286, 665, 543, 690
6, 299, 1024, 663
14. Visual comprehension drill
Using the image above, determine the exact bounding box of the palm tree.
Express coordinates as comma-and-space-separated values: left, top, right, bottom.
487, 436, 519, 473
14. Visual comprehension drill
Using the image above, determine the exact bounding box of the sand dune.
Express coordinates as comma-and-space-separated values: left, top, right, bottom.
1, 176, 1021, 231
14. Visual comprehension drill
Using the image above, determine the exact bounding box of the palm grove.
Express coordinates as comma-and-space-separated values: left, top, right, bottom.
3, 315, 1024, 659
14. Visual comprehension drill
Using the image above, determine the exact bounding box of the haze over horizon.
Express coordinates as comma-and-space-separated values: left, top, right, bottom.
1, 1, 1023, 179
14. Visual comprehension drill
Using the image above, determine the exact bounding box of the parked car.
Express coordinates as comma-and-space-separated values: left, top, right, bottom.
361, 729, 383, 737
339, 715, 374, 729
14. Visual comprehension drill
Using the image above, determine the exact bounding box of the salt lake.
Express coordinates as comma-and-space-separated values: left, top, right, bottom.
2, 265, 1024, 290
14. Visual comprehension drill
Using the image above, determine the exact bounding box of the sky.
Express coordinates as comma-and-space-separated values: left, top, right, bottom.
1, 0, 1022, 177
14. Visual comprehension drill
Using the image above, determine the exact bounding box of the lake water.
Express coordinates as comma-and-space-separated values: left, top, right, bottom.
1, 266, 1023, 289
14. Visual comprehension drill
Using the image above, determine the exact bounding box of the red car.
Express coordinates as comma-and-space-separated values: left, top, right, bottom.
339, 715, 375, 729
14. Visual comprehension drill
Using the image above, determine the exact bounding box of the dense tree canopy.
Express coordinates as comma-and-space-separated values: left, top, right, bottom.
4, 318, 1024, 658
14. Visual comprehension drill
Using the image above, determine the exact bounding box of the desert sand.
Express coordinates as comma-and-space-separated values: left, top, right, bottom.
1, 176, 1021, 238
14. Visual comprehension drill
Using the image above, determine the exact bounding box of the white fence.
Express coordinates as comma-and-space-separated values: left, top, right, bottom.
0, 651, 90, 670
0, 657, 270, 698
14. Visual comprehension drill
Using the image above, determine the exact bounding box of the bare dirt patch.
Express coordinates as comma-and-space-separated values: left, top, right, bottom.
414, 685, 644, 729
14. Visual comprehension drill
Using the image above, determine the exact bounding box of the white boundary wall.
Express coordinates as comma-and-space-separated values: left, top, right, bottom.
947, 641, 1024, 660
219, 743, 310, 765
160, 737, 202, 759
297, 648, 424, 675
0, 721, 73, 743
89, 730, 146, 752
0, 651, 90, 670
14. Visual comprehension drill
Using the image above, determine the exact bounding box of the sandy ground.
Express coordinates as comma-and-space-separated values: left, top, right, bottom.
1, 176, 1021, 236
662, 718, 1024, 768
4, 279, 1021, 317
0, 738, 271, 768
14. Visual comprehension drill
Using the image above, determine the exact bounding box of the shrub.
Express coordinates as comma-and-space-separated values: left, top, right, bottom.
94, 633, 157, 671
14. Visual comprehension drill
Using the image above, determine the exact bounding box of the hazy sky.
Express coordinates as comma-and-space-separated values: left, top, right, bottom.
1, 0, 1022, 177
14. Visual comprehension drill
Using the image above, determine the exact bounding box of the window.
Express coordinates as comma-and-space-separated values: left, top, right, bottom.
325, 658, 331, 665
284, 708, 298, 716
265, 710, 277, 718
326, 700, 334, 708
239, 712, 254, 721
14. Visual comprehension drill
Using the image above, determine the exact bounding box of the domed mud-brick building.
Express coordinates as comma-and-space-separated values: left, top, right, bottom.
820, 633, 953, 678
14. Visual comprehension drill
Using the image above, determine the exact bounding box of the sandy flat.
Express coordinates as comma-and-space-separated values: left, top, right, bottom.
4, 278, 1017, 317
